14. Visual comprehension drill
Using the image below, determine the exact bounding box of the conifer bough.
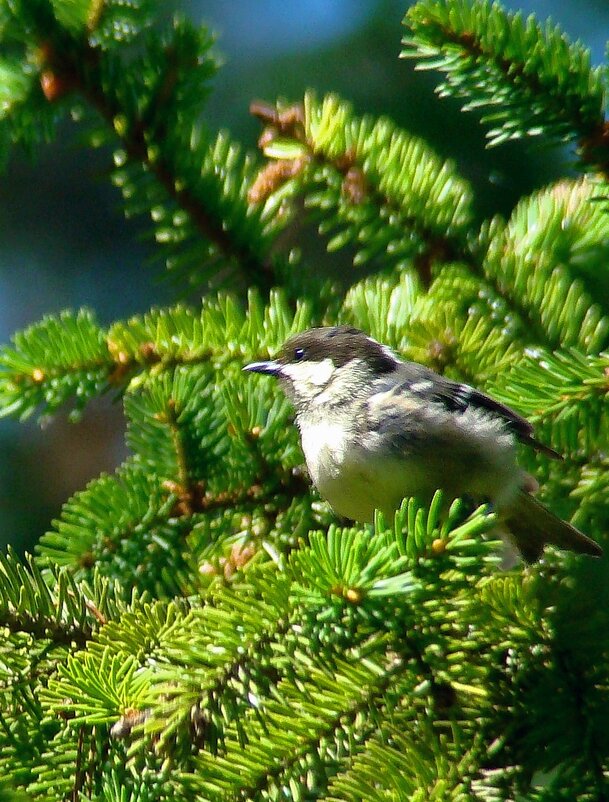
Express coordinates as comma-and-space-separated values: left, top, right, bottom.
403, 0, 609, 167
0, 0, 609, 800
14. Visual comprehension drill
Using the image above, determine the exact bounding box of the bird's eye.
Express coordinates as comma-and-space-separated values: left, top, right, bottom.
294, 347, 305, 361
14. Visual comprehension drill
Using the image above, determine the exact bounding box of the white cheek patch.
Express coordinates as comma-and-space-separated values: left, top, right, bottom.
282, 358, 335, 388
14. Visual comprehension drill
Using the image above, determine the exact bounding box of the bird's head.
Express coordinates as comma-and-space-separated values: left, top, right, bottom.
244, 326, 399, 410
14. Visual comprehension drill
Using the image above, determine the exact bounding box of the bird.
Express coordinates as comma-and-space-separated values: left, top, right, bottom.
244, 326, 602, 562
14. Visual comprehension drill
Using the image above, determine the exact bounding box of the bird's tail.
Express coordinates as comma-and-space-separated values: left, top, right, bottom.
505, 490, 603, 563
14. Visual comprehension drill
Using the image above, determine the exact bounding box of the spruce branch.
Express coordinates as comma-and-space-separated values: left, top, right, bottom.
172, 498, 500, 799
36, 461, 198, 596
44, 0, 156, 45
0, 310, 112, 422
106, 291, 311, 379
25, 724, 116, 802
251, 96, 606, 367
189, 650, 408, 802
570, 459, 609, 538
35, 497, 499, 798
250, 92, 474, 286
43, 650, 156, 726
327, 717, 486, 801
8, 0, 278, 292
403, 0, 607, 162
2, 1, 609, 798
552, 650, 608, 798
0, 550, 114, 648
37, 381, 312, 590
123, 367, 223, 515
483, 179, 609, 354
0, 292, 312, 422
142, 583, 295, 757
36, 451, 314, 594
487, 346, 609, 455
469, 570, 609, 796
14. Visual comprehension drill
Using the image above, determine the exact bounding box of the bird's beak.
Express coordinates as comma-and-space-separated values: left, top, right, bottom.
243, 360, 282, 377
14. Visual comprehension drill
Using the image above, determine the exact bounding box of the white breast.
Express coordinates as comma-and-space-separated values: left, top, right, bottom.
299, 418, 349, 482
299, 416, 409, 523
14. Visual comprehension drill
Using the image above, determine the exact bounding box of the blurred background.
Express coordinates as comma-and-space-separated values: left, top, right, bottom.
2, 0, 608, 551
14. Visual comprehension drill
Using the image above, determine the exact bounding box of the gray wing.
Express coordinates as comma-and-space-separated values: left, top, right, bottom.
386, 362, 561, 460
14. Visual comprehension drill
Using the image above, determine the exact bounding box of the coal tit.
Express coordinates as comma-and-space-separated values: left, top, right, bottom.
244, 326, 602, 561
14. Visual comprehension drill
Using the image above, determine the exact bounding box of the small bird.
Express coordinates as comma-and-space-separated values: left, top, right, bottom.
244, 326, 602, 562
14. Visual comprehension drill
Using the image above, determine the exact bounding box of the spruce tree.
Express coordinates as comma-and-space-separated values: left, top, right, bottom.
1, 1, 609, 799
